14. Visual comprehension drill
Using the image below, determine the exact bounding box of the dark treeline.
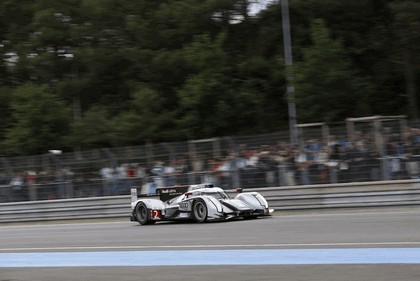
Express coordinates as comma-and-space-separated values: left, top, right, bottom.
0, 0, 418, 156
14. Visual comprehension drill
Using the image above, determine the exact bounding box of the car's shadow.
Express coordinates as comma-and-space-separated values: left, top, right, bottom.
132, 216, 270, 226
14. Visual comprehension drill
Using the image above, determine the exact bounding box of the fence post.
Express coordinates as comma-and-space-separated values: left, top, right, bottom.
381, 157, 392, 180
329, 167, 338, 184
66, 180, 73, 198
223, 137, 241, 189
278, 165, 286, 186
28, 183, 37, 201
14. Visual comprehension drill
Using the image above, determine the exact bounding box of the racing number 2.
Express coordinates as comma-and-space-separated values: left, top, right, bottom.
151, 210, 161, 220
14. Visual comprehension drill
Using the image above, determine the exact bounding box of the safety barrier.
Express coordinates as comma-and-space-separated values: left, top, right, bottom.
1, 180, 420, 223
0, 196, 130, 223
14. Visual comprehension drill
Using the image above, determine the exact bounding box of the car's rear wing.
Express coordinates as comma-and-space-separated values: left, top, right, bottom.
157, 185, 190, 202
157, 183, 215, 201
131, 183, 216, 203
130, 186, 190, 203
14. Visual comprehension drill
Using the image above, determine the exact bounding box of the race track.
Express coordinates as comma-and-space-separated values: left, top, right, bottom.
1, 210, 420, 280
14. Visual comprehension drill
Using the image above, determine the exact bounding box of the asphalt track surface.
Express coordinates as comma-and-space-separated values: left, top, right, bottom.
1, 209, 420, 281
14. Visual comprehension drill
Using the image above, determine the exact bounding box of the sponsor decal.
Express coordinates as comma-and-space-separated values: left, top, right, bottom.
158, 186, 190, 201
151, 210, 161, 220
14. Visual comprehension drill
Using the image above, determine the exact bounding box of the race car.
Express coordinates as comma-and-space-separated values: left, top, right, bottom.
130, 183, 274, 225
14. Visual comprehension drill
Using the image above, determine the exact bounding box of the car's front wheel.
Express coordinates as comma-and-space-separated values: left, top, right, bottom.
192, 199, 208, 223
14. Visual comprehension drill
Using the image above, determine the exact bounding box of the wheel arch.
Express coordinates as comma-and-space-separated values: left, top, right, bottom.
134, 198, 166, 211
193, 196, 224, 220
235, 192, 268, 209
132, 198, 165, 219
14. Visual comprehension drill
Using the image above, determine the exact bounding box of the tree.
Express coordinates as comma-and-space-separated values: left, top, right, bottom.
389, 0, 420, 118
70, 105, 113, 149
0, 86, 13, 140
1, 84, 72, 155
177, 33, 235, 138
108, 85, 173, 145
294, 19, 372, 123
0, 0, 417, 155
234, 56, 287, 132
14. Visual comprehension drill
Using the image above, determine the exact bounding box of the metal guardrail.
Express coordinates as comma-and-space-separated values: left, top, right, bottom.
0, 196, 130, 223
1, 180, 420, 223
254, 180, 420, 211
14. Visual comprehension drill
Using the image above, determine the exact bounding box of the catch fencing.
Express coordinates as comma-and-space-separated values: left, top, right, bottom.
1, 116, 420, 203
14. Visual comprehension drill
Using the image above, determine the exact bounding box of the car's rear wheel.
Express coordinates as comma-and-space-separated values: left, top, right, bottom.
136, 202, 154, 225
192, 199, 207, 223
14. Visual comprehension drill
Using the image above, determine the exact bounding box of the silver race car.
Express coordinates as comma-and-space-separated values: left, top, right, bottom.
130, 183, 273, 225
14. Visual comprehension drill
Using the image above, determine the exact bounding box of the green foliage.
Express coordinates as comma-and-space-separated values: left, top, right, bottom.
70, 105, 112, 149
294, 19, 372, 122
178, 33, 235, 137
0, 87, 13, 137
1, 84, 72, 155
389, 0, 420, 49
0, 0, 417, 155
388, 1, 420, 118
109, 86, 171, 145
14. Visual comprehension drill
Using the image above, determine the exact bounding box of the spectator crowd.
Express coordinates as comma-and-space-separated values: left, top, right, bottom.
2, 126, 420, 202
101, 126, 420, 191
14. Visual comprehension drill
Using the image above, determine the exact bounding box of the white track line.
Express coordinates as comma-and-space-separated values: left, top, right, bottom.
2, 242, 420, 252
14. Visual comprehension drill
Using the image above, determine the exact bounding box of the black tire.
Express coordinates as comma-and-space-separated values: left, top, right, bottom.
192, 199, 208, 223
136, 202, 153, 225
